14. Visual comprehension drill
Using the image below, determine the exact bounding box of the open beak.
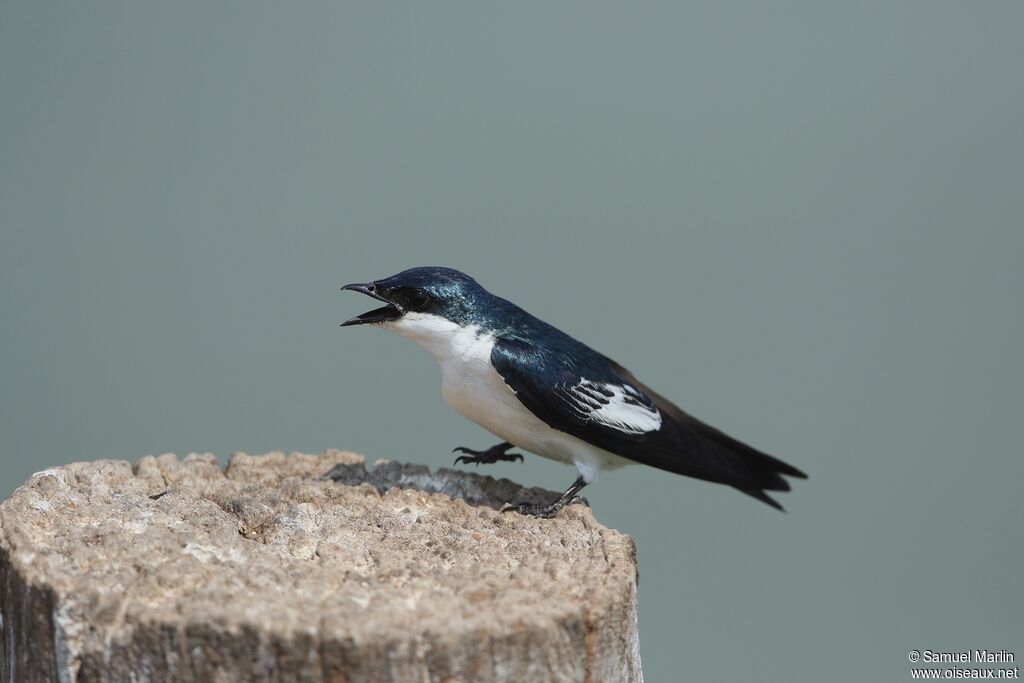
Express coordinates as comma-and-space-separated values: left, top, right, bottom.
340, 282, 405, 326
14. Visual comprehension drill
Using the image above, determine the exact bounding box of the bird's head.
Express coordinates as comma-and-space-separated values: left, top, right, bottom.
341, 267, 491, 342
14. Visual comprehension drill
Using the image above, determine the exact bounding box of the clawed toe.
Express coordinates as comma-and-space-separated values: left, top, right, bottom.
499, 497, 586, 519
499, 476, 590, 518
500, 501, 561, 519
451, 444, 524, 466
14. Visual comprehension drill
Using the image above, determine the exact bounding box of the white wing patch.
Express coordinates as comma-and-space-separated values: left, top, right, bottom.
557, 379, 662, 435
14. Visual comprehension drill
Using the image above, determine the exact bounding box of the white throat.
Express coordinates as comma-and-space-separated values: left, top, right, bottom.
382, 312, 491, 364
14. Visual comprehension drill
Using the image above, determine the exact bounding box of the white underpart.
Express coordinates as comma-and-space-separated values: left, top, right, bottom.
561, 380, 662, 435
381, 312, 637, 483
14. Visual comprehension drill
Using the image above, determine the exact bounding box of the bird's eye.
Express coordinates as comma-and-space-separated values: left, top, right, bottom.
407, 288, 431, 310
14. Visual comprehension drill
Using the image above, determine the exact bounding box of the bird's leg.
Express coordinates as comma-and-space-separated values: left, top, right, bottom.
452, 441, 524, 466
500, 476, 589, 519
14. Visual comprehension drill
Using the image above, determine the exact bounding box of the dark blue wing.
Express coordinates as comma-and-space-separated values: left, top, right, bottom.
490, 337, 806, 506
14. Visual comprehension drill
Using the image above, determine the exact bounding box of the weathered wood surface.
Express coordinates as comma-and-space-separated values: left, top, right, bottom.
0, 451, 642, 682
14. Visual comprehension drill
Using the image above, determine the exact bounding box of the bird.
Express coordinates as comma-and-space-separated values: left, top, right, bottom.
340, 266, 806, 517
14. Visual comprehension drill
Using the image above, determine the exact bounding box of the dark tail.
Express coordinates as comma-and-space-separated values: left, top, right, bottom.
729, 449, 807, 512
735, 486, 787, 512
675, 411, 808, 512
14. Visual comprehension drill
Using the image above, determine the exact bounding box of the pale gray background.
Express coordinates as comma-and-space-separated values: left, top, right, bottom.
2, 3, 1021, 681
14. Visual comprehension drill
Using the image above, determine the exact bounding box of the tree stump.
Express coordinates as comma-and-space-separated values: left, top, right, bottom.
0, 451, 642, 682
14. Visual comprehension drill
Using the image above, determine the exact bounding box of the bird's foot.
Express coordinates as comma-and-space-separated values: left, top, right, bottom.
452, 442, 524, 466
500, 495, 588, 519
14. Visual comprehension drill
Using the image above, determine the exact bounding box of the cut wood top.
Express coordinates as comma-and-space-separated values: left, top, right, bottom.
0, 451, 642, 682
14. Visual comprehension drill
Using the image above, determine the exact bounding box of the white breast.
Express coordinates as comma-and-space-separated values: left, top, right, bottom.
381, 312, 634, 482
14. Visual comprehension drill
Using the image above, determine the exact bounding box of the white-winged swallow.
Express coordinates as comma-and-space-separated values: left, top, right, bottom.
341, 267, 806, 517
